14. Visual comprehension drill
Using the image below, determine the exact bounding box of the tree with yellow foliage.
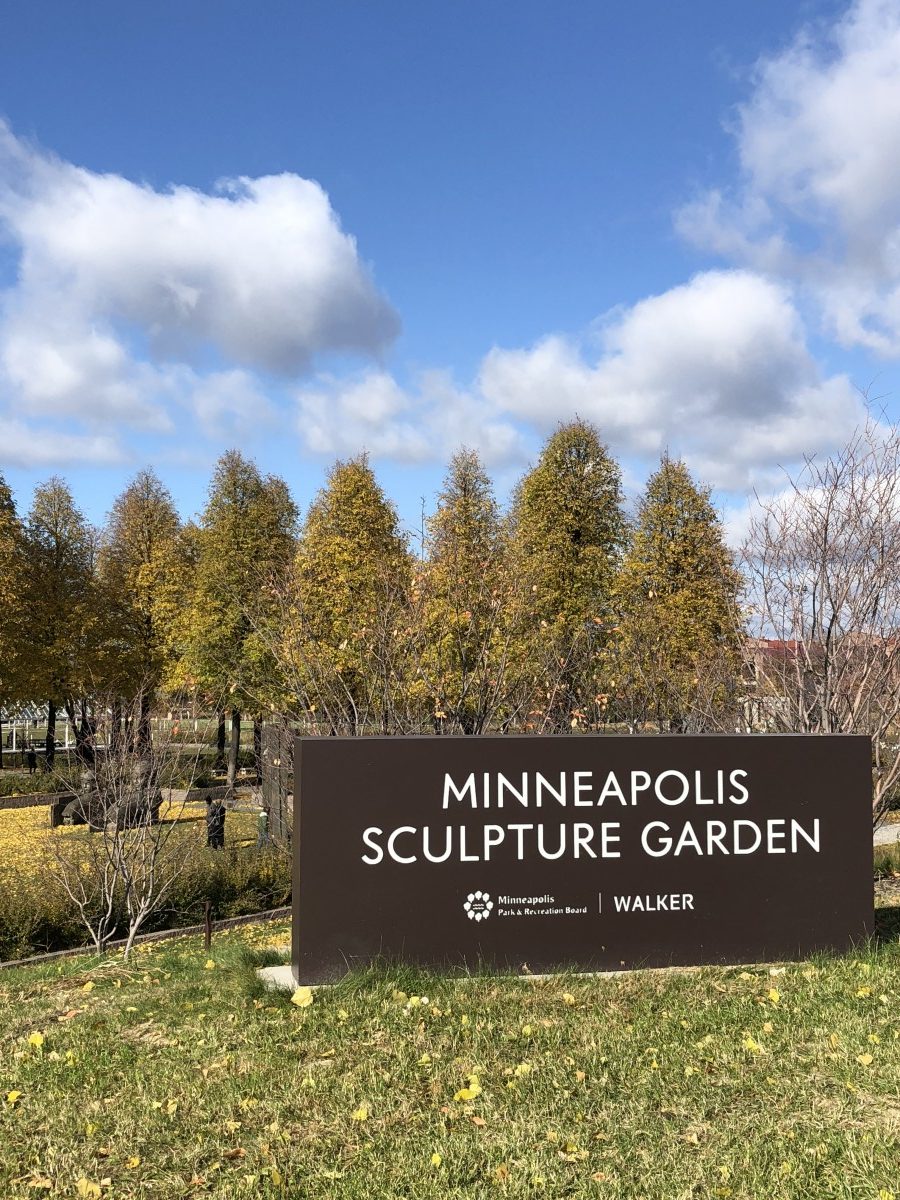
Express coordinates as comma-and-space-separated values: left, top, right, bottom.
182, 452, 297, 790
509, 420, 626, 728
98, 468, 184, 748
614, 455, 743, 731
416, 449, 517, 734
290, 455, 411, 733
21, 478, 102, 768
0, 474, 28, 741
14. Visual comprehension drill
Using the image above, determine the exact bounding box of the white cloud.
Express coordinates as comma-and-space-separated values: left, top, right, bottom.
0, 121, 398, 373
0, 306, 172, 431
293, 271, 865, 489
676, 0, 900, 355
479, 270, 864, 490
296, 367, 529, 466
177, 368, 275, 439
0, 119, 397, 452
0, 419, 125, 468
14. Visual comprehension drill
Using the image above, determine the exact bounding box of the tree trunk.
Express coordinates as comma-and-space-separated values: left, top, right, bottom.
137, 690, 152, 754
110, 699, 122, 753
226, 708, 241, 798
46, 701, 56, 772
253, 718, 262, 779
63, 699, 95, 769
63, 696, 97, 768
80, 698, 95, 769
216, 710, 226, 771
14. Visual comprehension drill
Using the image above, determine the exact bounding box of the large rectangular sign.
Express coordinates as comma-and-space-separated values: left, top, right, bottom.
291, 735, 873, 983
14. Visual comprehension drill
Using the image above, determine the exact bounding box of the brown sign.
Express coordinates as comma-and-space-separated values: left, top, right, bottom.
291, 735, 873, 983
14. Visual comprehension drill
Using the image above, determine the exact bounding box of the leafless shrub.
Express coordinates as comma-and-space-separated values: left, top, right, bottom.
743, 416, 900, 823
47, 688, 207, 956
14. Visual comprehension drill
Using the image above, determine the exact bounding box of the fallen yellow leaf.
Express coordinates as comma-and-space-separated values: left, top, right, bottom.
291, 986, 314, 1008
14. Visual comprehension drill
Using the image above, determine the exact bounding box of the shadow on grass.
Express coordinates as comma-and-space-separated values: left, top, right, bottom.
238, 953, 512, 1007
237, 915, 900, 1007
874, 904, 900, 942
238, 945, 292, 1005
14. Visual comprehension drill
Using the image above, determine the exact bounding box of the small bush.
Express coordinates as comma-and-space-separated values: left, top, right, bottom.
159, 750, 259, 790
875, 841, 900, 878
0, 768, 79, 798
159, 846, 291, 928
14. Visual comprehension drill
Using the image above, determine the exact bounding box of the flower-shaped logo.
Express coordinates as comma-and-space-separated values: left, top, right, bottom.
464, 891, 493, 922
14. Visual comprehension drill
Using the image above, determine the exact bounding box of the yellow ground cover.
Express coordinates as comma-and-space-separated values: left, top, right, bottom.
0, 799, 258, 881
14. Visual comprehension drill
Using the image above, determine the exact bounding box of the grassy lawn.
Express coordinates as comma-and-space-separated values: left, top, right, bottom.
1, 913, 898, 1199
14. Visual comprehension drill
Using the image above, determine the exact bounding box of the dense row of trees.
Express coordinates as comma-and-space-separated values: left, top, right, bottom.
0, 421, 744, 778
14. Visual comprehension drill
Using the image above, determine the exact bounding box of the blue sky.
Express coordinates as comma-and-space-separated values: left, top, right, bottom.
0, 0, 896, 540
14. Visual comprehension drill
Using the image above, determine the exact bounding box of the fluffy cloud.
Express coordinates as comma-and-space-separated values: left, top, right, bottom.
0, 121, 398, 372
297, 368, 529, 466
0, 307, 172, 431
677, 0, 900, 355
294, 271, 863, 488
0, 419, 125, 468
480, 270, 863, 490
178, 368, 275, 439
0, 120, 397, 464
